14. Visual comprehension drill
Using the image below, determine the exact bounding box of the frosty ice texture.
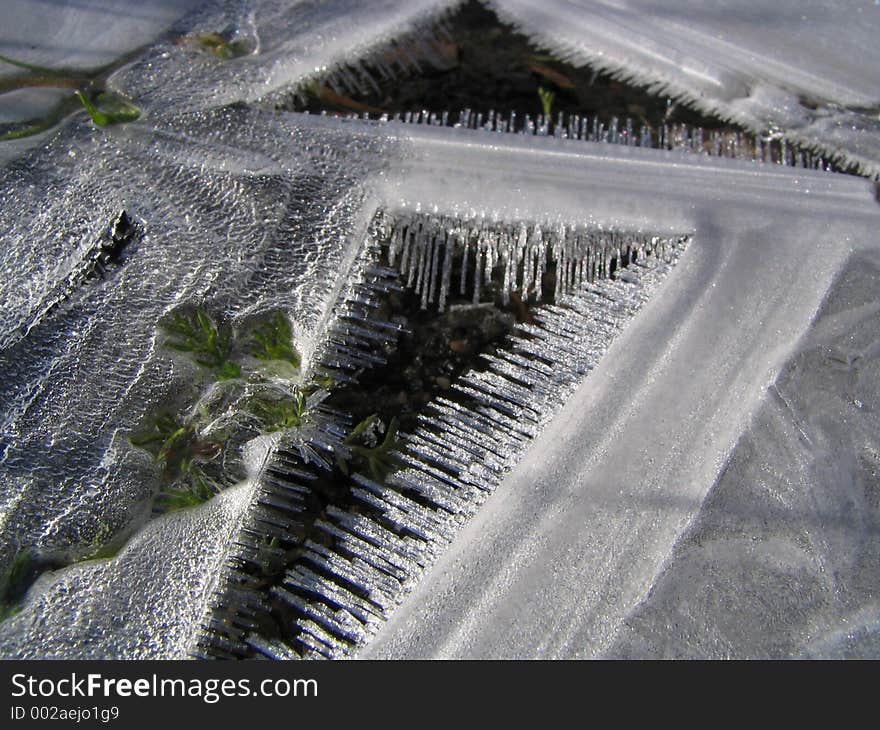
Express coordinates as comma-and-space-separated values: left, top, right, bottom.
0, 108, 397, 658
605, 251, 880, 658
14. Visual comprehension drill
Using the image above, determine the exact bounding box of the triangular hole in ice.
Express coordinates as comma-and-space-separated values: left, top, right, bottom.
198, 209, 689, 659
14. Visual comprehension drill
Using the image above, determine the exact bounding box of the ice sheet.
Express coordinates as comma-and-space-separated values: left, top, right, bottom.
0, 0, 203, 73
0, 0, 204, 150
0, 481, 250, 659
112, 0, 456, 118
2, 0, 880, 660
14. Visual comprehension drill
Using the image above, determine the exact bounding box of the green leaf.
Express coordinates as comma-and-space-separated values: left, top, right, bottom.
76, 89, 140, 128
75, 89, 108, 126
0, 52, 70, 76
130, 413, 184, 452
248, 387, 308, 432
251, 312, 300, 366
154, 487, 207, 512
156, 426, 190, 467
0, 118, 56, 142
538, 86, 555, 118
346, 414, 379, 444
347, 416, 406, 483
161, 308, 240, 379
217, 361, 242, 380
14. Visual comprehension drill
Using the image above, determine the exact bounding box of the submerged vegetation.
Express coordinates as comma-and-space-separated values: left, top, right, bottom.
338, 414, 406, 483
0, 52, 142, 141
251, 311, 301, 368
74, 89, 140, 128
191, 27, 257, 61
131, 307, 404, 515
538, 86, 555, 119
163, 309, 241, 381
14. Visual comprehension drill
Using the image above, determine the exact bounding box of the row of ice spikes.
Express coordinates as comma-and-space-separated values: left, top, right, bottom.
264, 15, 456, 109
320, 106, 835, 172
370, 209, 676, 310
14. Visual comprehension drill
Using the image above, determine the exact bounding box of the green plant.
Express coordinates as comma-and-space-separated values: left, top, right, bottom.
0, 53, 141, 140
131, 412, 194, 475
339, 415, 406, 483
1, 118, 62, 142
0, 52, 87, 78
251, 312, 300, 367
131, 412, 225, 513
538, 85, 555, 118
249, 387, 308, 433
133, 308, 329, 513
153, 461, 218, 512
162, 309, 241, 380
75, 89, 140, 127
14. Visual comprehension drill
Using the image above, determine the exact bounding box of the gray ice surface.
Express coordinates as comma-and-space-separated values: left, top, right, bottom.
604, 251, 880, 659
0, 0, 202, 73
0, 0, 204, 156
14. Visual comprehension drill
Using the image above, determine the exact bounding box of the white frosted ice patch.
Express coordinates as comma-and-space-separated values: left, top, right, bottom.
112, 0, 457, 118
0, 109, 398, 594
0, 0, 879, 659
359, 124, 880, 659
0, 480, 253, 659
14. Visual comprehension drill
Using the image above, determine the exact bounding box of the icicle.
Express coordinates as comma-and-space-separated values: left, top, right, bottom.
459, 231, 469, 295
483, 229, 496, 293
421, 229, 436, 308
415, 225, 431, 299
438, 229, 454, 311
406, 225, 421, 289
472, 233, 483, 304
399, 222, 412, 276
426, 227, 442, 305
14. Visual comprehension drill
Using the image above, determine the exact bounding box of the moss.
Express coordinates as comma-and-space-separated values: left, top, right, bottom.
248, 387, 308, 433
251, 312, 300, 368
162, 309, 241, 381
